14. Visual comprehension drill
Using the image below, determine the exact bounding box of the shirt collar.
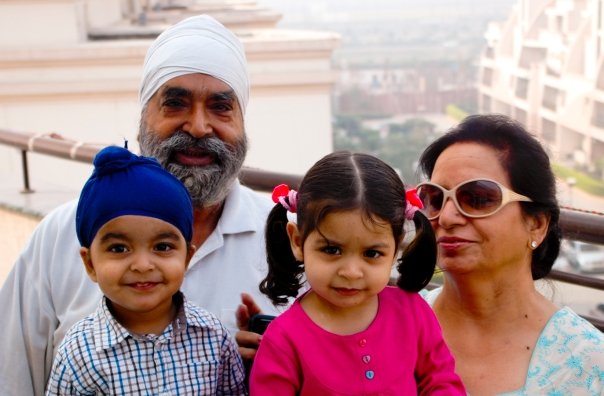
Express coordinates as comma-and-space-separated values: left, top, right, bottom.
217, 179, 266, 235
92, 292, 213, 351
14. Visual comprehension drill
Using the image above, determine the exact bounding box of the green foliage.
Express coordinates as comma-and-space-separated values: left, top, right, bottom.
333, 115, 382, 153
333, 115, 437, 184
389, 118, 434, 136
445, 104, 469, 122
552, 163, 604, 196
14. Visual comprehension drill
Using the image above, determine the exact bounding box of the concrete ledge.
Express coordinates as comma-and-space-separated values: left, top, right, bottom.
0, 207, 40, 285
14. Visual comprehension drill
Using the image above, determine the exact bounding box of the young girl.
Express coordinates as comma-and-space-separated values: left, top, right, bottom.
249, 151, 465, 395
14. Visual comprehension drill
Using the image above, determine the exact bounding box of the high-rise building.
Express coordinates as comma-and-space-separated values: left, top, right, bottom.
478, 0, 604, 172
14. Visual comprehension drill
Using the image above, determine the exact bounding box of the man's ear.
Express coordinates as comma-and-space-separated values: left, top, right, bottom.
286, 222, 304, 262
185, 244, 197, 269
80, 247, 98, 283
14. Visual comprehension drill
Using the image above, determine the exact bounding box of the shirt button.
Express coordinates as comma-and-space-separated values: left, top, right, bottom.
358, 338, 367, 347
365, 370, 375, 380
362, 355, 371, 364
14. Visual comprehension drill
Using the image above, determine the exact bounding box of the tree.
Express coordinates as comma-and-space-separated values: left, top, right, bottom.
333, 116, 437, 183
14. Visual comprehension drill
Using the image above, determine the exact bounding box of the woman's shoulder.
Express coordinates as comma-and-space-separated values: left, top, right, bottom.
516, 306, 604, 393
542, 306, 604, 347
522, 306, 604, 393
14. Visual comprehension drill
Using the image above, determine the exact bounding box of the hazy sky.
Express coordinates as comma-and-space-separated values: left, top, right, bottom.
256, 0, 517, 68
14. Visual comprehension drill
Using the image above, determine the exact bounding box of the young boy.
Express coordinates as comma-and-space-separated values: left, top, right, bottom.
45, 146, 247, 395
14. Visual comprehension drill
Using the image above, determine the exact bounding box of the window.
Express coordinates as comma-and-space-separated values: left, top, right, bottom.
515, 78, 528, 99
591, 101, 604, 128
542, 86, 558, 110
541, 117, 556, 142
482, 68, 493, 86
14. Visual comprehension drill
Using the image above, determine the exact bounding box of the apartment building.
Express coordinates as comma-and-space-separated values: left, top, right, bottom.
478, 0, 604, 173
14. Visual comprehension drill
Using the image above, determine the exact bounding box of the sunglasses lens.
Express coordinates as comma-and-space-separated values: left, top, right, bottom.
417, 185, 444, 219
456, 180, 503, 216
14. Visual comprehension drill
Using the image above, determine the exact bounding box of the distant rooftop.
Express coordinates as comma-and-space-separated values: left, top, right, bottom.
88, 0, 283, 40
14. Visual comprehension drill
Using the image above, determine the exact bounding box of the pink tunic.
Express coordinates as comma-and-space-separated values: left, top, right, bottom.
250, 286, 465, 395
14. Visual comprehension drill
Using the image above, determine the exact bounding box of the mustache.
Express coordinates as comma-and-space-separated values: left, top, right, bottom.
152, 131, 232, 166
139, 128, 247, 207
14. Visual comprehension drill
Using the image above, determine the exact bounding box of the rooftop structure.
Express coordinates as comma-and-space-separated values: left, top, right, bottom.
0, 0, 340, 194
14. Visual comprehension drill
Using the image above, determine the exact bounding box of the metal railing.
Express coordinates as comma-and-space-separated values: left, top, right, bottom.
1, 127, 604, 330
0, 129, 302, 194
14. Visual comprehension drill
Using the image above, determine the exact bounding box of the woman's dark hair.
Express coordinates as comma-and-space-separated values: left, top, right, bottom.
418, 113, 561, 280
260, 151, 437, 305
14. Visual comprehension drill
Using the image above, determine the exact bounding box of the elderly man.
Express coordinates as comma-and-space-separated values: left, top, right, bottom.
0, 15, 276, 395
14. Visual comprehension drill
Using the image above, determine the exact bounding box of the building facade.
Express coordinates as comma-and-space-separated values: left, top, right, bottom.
478, 0, 604, 174
0, 0, 339, 191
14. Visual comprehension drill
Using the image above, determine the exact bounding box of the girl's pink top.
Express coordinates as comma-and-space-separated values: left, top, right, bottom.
250, 286, 465, 395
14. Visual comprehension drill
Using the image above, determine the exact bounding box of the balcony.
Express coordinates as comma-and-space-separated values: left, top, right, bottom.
0, 128, 603, 331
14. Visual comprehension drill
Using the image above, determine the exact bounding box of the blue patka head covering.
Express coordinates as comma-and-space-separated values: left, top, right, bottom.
76, 146, 193, 247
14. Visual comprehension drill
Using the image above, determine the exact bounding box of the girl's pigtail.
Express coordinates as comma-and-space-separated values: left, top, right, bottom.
396, 210, 437, 292
259, 186, 304, 306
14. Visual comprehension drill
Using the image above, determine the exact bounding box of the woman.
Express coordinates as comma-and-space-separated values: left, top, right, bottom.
417, 114, 604, 395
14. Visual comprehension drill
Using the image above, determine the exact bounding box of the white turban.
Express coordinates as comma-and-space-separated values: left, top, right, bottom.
139, 15, 249, 115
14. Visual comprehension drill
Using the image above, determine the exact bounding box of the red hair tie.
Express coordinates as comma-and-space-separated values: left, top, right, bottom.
272, 184, 298, 213
405, 188, 423, 220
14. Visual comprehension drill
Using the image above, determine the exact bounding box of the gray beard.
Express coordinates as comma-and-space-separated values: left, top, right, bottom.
138, 128, 247, 208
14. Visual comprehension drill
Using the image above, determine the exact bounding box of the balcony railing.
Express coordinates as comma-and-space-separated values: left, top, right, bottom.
1, 128, 603, 330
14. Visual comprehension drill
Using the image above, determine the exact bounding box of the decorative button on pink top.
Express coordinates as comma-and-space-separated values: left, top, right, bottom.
358, 338, 367, 347
362, 355, 371, 364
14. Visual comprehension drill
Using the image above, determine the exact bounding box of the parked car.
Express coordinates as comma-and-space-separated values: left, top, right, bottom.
557, 240, 604, 274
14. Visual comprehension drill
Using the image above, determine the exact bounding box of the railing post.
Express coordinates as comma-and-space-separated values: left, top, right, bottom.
20, 150, 34, 194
